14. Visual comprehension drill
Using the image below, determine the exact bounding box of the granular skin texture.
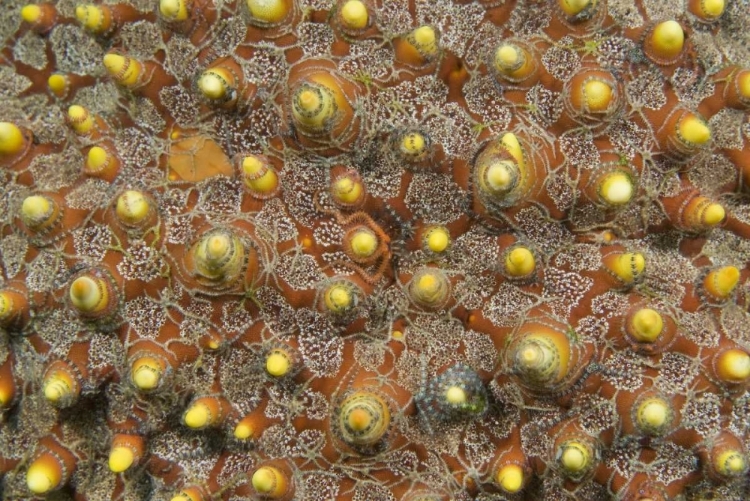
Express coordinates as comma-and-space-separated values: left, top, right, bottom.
0, 0, 749, 500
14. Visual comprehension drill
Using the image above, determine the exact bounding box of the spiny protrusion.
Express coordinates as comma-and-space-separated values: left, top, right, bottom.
645, 20, 685, 64
0, 122, 27, 157
67, 105, 96, 135
183, 396, 228, 429
714, 349, 750, 384
503, 246, 536, 279
246, 0, 291, 25
688, 0, 726, 22
20, 194, 61, 234
159, 0, 190, 21
189, 229, 246, 285
556, 438, 597, 481
75, 4, 112, 35
492, 42, 537, 83
241, 155, 279, 199
602, 251, 646, 285
336, 391, 392, 449
251, 465, 290, 499
633, 395, 674, 436
422, 226, 450, 254
495, 463, 526, 494
108, 434, 144, 473
115, 190, 153, 228
330, 170, 366, 208
42, 363, 80, 407
703, 265, 740, 302
626, 308, 664, 344
68, 271, 116, 317
103, 52, 144, 89
338, 0, 370, 32
408, 267, 450, 309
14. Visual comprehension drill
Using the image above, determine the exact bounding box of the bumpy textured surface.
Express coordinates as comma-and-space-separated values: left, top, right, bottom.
1, 0, 750, 500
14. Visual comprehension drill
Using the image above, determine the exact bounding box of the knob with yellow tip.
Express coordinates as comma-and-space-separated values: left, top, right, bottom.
557, 439, 596, 480
330, 170, 365, 208
492, 42, 537, 83
241, 155, 279, 198
115, 190, 153, 228
20, 194, 62, 235
251, 465, 290, 499
558, 0, 598, 18
103, 52, 144, 89
343, 226, 382, 264
408, 268, 450, 309
689, 0, 725, 21
21, 3, 58, 33
714, 349, 750, 384
713, 449, 747, 478
597, 171, 635, 207
397, 130, 430, 162
567, 70, 620, 119
336, 391, 391, 449
395, 25, 439, 66
108, 434, 144, 473
170, 486, 208, 501
681, 196, 725, 231
42, 363, 80, 407
337, 0, 370, 32
84, 145, 120, 180
75, 4, 112, 34
26, 451, 68, 494
246, 0, 292, 25
67, 104, 96, 135
233, 413, 258, 441
703, 265, 740, 302
509, 326, 573, 391
495, 463, 526, 494
0, 363, 16, 409
645, 20, 685, 64
602, 251, 646, 285
291, 82, 337, 132
183, 396, 228, 429
626, 308, 664, 344
264, 347, 298, 378
188, 228, 246, 286
422, 226, 450, 254
321, 280, 360, 317
503, 246, 536, 279
0, 122, 29, 157
68, 272, 115, 317
130, 355, 167, 392
160, 0, 190, 21
633, 395, 674, 436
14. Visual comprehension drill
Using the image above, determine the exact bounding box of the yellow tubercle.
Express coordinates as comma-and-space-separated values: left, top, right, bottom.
160, 0, 189, 21
715, 450, 747, 476
43, 372, 75, 403
705, 266, 740, 300
0, 122, 26, 156
445, 386, 467, 405
582, 79, 612, 112
116, 190, 150, 226
20, 195, 54, 229
331, 175, 363, 205
86, 146, 111, 174
606, 252, 645, 284
324, 284, 353, 313
349, 229, 378, 259
599, 172, 634, 206
67, 105, 94, 134
21, 5, 42, 24
738, 71, 750, 99
424, 226, 450, 253
48, 74, 67, 96
559, 0, 596, 16
265, 350, 291, 377
183, 402, 211, 429
493, 44, 534, 80
630, 308, 663, 343
27, 457, 62, 494
234, 422, 253, 440
400, 131, 427, 158
716, 349, 750, 383
242, 156, 278, 195
247, 0, 289, 24
411, 26, 438, 57
0, 291, 16, 321
103, 53, 143, 88
505, 246, 536, 277
108, 446, 134, 473
696, 0, 725, 19
252, 466, 286, 497
500, 132, 525, 168
131, 357, 163, 390
410, 269, 449, 307
75, 4, 109, 34
496, 464, 524, 494
347, 407, 372, 431
484, 160, 516, 194
635, 397, 671, 434
198, 69, 232, 100
69, 276, 108, 313
340, 0, 368, 30
678, 114, 711, 145
702, 203, 725, 227
649, 20, 685, 60
292, 83, 335, 130
559, 441, 590, 474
